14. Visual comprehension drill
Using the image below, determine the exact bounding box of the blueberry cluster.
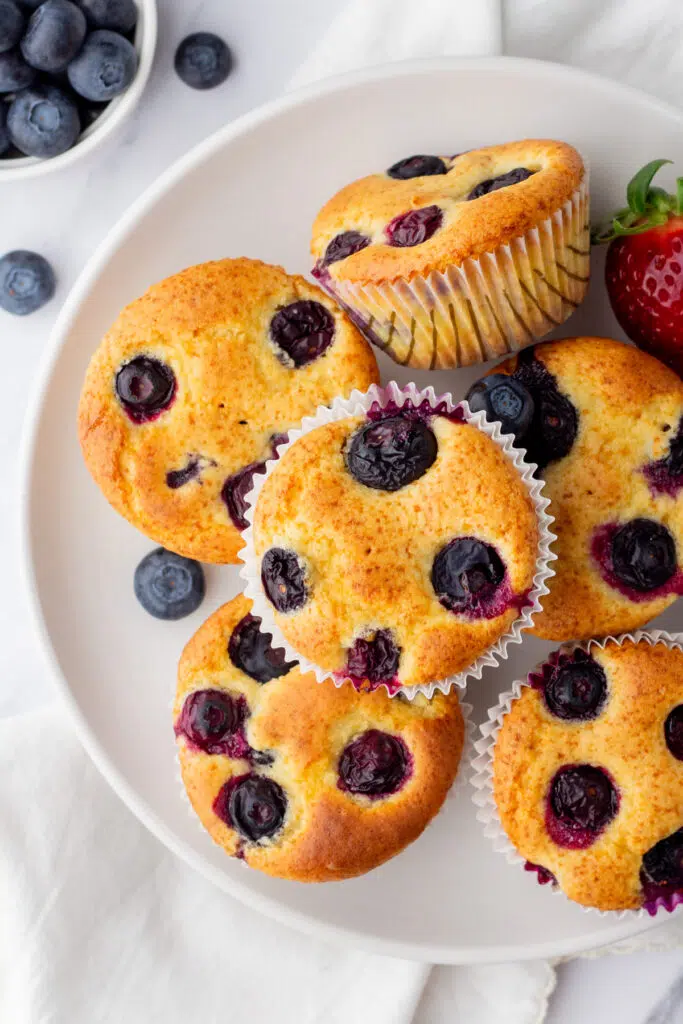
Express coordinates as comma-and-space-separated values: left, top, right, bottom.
0, 0, 138, 161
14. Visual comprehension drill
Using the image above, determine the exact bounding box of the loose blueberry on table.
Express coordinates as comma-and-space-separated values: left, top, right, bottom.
0, 0, 140, 162
0, 248, 55, 314
174, 32, 232, 90
228, 612, 297, 684
134, 547, 205, 620
338, 730, 410, 797
214, 773, 287, 842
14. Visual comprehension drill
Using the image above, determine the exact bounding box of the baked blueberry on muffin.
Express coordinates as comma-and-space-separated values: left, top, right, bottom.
78, 258, 379, 564
311, 140, 588, 369
248, 388, 544, 692
174, 595, 464, 881
489, 636, 683, 913
467, 337, 683, 640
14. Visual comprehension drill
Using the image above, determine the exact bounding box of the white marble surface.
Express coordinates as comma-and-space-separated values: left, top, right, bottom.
2, 1, 682, 1021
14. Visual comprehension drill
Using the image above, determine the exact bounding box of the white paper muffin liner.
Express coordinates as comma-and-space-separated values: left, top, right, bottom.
320, 179, 589, 370
239, 380, 556, 700
471, 630, 683, 920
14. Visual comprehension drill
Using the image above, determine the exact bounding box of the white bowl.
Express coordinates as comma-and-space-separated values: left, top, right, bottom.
0, 0, 157, 181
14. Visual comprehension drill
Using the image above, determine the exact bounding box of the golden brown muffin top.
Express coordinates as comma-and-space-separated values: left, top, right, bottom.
251, 401, 541, 690
78, 258, 379, 564
493, 637, 683, 911
311, 140, 584, 285
174, 595, 464, 882
489, 337, 683, 641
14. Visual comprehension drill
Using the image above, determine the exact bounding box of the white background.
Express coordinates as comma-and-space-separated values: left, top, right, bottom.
2, 2, 682, 1021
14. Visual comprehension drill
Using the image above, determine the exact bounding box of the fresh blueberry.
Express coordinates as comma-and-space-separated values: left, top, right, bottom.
134, 547, 205, 620
664, 705, 683, 761
67, 29, 137, 101
387, 154, 447, 179
512, 349, 578, 469
468, 167, 535, 200
338, 730, 409, 796
0, 1, 24, 54
174, 32, 232, 90
610, 518, 677, 593
175, 689, 247, 756
115, 356, 176, 422
0, 250, 55, 315
346, 630, 400, 685
76, 0, 137, 32
346, 414, 437, 491
228, 612, 297, 684
261, 547, 308, 613
7, 83, 80, 156
21, 0, 86, 73
547, 765, 618, 849
543, 650, 607, 722
0, 103, 9, 155
0, 48, 36, 91
386, 205, 443, 247
269, 300, 335, 367
466, 374, 534, 443
321, 230, 370, 267
215, 773, 287, 841
641, 828, 683, 896
431, 537, 506, 616
221, 460, 265, 531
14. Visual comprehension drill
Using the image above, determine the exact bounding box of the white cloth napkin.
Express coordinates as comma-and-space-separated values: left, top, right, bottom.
4, 2, 683, 1024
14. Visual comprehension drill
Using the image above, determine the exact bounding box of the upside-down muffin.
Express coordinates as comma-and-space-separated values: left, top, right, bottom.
490, 635, 683, 913
311, 140, 588, 369
174, 596, 464, 881
467, 336, 683, 640
78, 258, 379, 564
249, 390, 543, 692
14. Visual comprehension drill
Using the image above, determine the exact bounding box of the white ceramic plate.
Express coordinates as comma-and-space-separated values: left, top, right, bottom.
22, 57, 683, 964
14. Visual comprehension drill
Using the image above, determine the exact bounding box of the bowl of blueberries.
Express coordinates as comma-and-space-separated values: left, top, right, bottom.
0, 0, 157, 178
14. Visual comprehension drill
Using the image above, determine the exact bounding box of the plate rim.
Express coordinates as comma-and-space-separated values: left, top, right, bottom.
20, 55, 683, 964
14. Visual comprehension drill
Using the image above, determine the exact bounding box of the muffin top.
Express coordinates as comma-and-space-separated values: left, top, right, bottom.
174, 595, 464, 882
492, 637, 683, 912
250, 395, 541, 691
78, 258, 379, 564
481, 337, 683, 640
311, 140, 585, 286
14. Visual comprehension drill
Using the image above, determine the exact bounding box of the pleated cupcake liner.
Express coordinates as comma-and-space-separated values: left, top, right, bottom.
239, 380, 557, 701
322, 178, 589, 370
470, 629, 683, 920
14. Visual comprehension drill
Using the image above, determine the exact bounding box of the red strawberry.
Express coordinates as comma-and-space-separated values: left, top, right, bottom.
594, 159, 683, 377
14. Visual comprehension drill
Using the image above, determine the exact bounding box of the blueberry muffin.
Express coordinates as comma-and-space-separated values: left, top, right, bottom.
490, 636, 683, 912
174, 595, 464, 881
467, 336, 683, 640
311, 140, 588, 369
78, 258, 379, 564
249, 394, 542, 692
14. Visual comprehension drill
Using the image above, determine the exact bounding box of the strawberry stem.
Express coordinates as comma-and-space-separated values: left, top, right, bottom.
592, 159, 677, 244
